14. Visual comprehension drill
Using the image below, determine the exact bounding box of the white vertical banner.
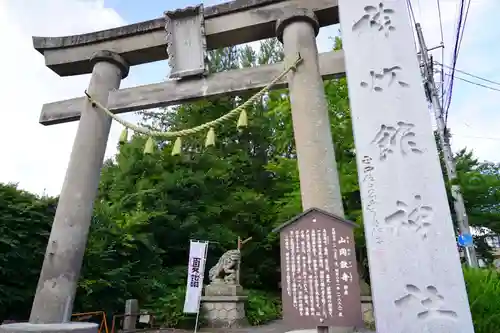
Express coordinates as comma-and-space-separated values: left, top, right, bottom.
183, 240, 208, 314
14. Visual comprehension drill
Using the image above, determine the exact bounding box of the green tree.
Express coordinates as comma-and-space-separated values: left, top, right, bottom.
434, 130, 500, 262
454, 148, 500, 263
0, 183, 56, 321
455, 149, 500, 233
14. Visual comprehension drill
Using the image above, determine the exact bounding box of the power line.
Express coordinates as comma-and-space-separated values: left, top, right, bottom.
442, 71, 500, 92
457, 0, 472, 58
406, 0, 419, 51
443, 0, 463, 98
407, 0, 417, 24
444, 0, 468, 124
452, 75, 500, 92
436, 62, 500, 87
454, 135, 500, 141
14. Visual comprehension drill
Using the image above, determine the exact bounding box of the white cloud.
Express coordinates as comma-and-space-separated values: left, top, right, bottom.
0, 0, 137, 196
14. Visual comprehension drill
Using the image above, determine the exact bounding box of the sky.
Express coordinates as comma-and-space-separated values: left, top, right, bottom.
0, 0, 498, 196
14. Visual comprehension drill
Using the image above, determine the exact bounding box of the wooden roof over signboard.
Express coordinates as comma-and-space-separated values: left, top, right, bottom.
272, 207, 358, 233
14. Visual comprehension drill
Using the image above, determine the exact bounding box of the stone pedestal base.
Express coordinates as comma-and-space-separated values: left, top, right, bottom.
360, 296, 374, 329
201, 283, 249, 328
0, 323, 98, 333
204, 283, 243, 296
201, 295, 248, 328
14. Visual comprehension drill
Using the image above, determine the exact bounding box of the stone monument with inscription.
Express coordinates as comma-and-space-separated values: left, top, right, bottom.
339, 1, 475, 332
273, 208, 364, 331
200, 249, 249, 328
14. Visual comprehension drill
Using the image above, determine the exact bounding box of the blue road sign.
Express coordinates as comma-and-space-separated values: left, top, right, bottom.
458, 233, 473, 247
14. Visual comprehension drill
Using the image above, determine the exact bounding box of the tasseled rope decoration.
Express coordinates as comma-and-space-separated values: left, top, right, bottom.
143, 137, 155, 155
119, 128, 128, 145
237, 110, 247, 130
171, 137, 182, 156
85, 54, 302, 156
205, 127, 216, 148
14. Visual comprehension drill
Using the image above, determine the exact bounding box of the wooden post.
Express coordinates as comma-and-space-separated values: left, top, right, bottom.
236, 236, 252, 285
29, 51, 129, 324
238, 236, 252, 250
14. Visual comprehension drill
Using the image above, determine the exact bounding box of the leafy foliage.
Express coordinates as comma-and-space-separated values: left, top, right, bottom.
464, 267, 500, 333
0, 183, 56, 321
454, 149, 500, 233
245, 290, 282, 325
437, 143, 500, 261
144, 285, 194, 329
144, 288, 281, 328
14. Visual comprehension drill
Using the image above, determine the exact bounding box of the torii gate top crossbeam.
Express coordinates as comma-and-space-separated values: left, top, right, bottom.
33, 0, 338, 76
40, 50, 345, 125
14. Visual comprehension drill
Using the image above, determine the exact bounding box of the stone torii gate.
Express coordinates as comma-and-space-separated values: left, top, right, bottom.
1, 1, 475, 333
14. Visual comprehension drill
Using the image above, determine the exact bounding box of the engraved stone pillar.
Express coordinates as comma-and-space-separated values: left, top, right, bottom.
29, 51, 129, 324
338, 1, 475, 333
276, 9, 344, 217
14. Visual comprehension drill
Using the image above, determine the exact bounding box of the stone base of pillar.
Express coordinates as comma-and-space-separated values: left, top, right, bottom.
361, 296, 374, 329
201, 282, 249, 328
201, 295, 248, 328
0, 323, 98, 333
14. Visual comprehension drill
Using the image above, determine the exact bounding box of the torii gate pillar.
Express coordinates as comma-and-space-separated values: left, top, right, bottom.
29, 51, 129, 324
276, 9, 345, 217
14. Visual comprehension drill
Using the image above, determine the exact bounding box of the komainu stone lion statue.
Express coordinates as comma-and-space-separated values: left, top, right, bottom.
208, 249, 241, 284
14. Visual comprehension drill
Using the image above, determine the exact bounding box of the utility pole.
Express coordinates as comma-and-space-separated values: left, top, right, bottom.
415, 23, 478, 267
